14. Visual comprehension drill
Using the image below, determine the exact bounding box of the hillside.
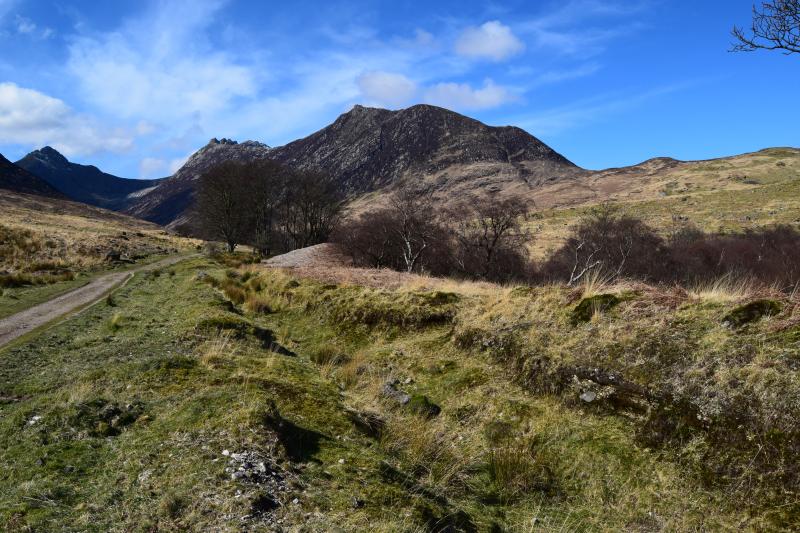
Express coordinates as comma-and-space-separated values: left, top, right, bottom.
522, 147, 800, 257
16, 147, 157, 211
0, 190, 192, 318
126, 106, 579, 228
0, 153, 65, 198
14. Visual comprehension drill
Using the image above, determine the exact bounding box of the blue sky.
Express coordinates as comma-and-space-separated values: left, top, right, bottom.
0, 0, 797, 178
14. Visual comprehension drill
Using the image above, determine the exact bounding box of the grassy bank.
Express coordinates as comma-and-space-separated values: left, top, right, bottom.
2, 255, 798, 531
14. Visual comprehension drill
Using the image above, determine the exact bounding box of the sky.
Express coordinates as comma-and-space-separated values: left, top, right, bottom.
0, 0, 797, 179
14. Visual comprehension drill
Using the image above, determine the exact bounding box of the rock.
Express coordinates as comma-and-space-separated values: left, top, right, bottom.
580, 391, 597, 403
381, 380, 411, 405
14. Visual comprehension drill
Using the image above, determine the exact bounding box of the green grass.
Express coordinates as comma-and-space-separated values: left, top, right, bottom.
0, 253, 188, 320
0, 275, 91, 319
2, 257, 797, 531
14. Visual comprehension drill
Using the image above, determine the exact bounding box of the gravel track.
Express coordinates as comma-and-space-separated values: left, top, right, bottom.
0, 255, 191, 349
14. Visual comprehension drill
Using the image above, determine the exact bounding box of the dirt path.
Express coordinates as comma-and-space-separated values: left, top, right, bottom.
0, 255, 191, 349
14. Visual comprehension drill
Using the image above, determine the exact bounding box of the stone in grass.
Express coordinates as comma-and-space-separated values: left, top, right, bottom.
570, 294, 621, 324
407, 394, 441, 419
722, 299, 783, 329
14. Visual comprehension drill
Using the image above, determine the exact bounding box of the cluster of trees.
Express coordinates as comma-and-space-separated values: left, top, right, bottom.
334, 188, 800, 288
332, 189, 532, 283
193, 161, 342, 253
194, 161, 800, 289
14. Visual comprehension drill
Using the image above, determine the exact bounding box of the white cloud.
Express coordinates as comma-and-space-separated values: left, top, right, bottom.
138, 154, 189, 178
357, 71, 417, 108
67, 0, 257, 124
455, 21, 524, 62
12, 14, 54, 39
14, 15, 34, 34
0, 82, 133, 156
138, 157, 169, 179
424, 79, 514, 111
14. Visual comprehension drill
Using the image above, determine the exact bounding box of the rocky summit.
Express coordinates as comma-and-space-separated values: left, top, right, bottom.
271, 104, 577, 194
125, 138, 272, 227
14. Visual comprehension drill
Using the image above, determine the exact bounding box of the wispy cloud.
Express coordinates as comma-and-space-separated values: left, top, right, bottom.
512, 82, 691, 136
518, 0, 650, 56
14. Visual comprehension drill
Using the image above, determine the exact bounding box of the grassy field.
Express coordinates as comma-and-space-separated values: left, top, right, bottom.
2, 254, 798, 531
0, 191, 196, 317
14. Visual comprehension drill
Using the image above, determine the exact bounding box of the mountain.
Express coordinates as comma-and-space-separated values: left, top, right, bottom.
127, 105, 578, 227
16, 147, 157, 211
0, 153, 65, 198
124, 138, 272, 227
271, 104, 578, 194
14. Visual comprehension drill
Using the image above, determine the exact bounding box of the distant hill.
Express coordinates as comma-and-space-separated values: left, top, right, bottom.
127, 105, 579, 227
16, 147, 157, 211
0, 153, 65, 198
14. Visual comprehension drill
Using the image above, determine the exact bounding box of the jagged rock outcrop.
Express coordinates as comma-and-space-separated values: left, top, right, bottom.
0, 153, 65, 198
125, 138, 272, 226
16, 147, 155, 210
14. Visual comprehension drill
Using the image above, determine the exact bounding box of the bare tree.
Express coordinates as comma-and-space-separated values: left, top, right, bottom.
280, 170, 343, 250
248, 161, 289, 256
448, 195, 532, 281
732, 1, 800, 54
196, 162, 252, 252
386, 187, 440, 273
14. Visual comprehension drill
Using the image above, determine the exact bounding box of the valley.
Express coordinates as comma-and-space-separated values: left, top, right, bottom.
1, 103, 798, 531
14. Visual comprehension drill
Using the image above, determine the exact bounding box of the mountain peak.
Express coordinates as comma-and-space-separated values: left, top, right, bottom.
29, 146, 69, 167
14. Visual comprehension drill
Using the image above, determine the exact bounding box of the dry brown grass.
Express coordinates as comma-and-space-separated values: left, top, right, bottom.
0, 191, 196, 274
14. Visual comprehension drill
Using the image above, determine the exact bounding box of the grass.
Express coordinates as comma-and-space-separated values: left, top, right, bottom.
2, 253, 799, 531
524, 148, 800, 257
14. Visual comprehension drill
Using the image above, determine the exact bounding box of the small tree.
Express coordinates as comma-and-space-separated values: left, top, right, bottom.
196, 162, 251, 252
448, 195, 531, 281
387, 187, 439, 273
732, 1, 800, 54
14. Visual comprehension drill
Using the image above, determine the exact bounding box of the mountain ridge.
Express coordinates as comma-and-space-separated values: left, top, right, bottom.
16, 147, 157, 211
0, 153, 66, 198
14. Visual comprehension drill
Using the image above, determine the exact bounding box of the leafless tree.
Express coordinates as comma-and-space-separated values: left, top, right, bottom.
279, 170, 343, 250
732, 1, 800, 54
248, 161, 289, 256
388, 187, 439, 273
541, 204, 672, 284
196, 161, 252, 252
448, 195, 532, 281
